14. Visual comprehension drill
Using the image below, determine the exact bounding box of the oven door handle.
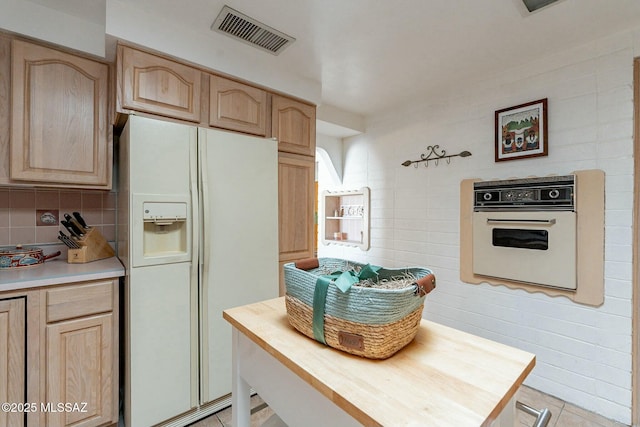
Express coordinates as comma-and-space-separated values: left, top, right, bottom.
486, 218, 556, 225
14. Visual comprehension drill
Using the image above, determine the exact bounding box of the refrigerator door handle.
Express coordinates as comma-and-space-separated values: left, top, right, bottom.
197, 132, 212, 401
190, 134, 200, 274
199, 139, 211, 283
189, 127, 200, 407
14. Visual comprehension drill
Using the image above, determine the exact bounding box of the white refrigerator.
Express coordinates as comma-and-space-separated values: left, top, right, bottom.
118, 115, 279, 427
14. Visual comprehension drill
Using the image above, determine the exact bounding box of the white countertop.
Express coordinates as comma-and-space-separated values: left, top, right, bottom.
0, 256, 125, 293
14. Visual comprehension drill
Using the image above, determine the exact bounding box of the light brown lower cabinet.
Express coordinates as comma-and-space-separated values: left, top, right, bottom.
42, 279, 118, 427
0, 279, 118, 427
0, 297, 26, 427
45, 314, 114, 427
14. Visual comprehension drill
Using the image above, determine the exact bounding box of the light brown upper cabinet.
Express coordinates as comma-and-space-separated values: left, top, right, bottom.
118, 45, 201, 122
272, 95, 316, 156
209, 75, 268, 136
9, 39, 111, 189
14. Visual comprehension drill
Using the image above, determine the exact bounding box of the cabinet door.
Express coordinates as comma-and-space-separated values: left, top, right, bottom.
10, 40, 111, 188
0, 35, 10, 188
209, 75, 267, 135
272, 95, 316, 156
119, 45, 201, 122
0, 298, 25, 427
279, 152, 315, 262
46, 314, 113, 427
199, 128, 278, 404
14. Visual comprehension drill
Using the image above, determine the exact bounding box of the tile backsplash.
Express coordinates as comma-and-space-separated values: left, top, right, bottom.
0, 188, 116, 246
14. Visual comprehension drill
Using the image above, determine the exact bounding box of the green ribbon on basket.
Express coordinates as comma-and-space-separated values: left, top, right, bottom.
312, 276, 332, 344
312, 264, 381, 344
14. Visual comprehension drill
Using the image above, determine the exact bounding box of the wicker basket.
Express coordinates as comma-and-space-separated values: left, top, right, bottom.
284, 258, 436, 359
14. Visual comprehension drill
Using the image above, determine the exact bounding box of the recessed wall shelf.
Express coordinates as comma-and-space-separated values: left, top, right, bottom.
320, 187, 370, 250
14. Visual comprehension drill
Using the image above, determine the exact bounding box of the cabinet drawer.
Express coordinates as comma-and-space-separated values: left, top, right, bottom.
46, 280, 114, 323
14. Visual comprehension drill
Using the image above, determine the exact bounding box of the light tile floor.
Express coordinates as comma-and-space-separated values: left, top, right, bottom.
188, 386, 629, 427
515, 386, 628, 427
187, 394, 276, 427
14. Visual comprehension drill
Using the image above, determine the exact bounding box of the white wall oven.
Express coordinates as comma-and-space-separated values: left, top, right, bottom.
472, 175, 576, 290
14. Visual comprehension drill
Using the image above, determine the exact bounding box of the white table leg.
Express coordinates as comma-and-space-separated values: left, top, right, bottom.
231, 327, 361, 427
232, 328, 251, 427
492, 395, 515, 427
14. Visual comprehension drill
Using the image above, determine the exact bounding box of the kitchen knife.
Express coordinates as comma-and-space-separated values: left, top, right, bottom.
58, 234, 79, 249
64, 213, 87, 234
61, 220, 83, 239
58, 231, 80, 248
58, 235, 70, 247
58, 231, 71, 248
58, 235, 72, 248
72, 211, 90, 229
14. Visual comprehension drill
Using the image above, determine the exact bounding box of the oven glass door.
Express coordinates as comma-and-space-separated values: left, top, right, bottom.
472, 210, 576, 290
492, 227, 549, 250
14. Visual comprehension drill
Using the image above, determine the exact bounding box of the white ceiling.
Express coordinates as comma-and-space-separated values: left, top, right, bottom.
28, 0, 105, 24
25, 0, 640, 118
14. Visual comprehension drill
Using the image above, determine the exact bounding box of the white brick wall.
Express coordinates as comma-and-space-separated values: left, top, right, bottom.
317, 26, 640, 424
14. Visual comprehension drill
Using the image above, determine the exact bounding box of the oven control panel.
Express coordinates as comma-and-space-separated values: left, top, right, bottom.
473, 175, 574, 210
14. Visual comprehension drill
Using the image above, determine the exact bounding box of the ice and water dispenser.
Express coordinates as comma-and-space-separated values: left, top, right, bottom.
132, 195, 191, 267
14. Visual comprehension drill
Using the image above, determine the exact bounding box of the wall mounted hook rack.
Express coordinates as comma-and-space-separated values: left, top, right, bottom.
401, 145, 472, 167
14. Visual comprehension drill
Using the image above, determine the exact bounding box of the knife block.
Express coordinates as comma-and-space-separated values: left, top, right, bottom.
67, 227, 115, 264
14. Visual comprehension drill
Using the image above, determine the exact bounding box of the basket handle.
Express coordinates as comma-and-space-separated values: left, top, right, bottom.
414, 273, 436, 297
295, 257, 319, 270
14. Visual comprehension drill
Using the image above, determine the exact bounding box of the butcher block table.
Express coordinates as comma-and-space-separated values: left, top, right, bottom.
223, 297, 535, 427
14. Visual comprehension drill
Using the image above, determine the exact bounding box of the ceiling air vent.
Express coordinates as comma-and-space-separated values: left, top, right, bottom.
212, 5, 295, 55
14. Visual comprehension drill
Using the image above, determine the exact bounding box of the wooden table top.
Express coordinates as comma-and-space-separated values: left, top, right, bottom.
223, 297, 535, 427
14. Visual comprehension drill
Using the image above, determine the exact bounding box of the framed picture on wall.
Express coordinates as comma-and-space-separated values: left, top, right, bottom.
495, 98, 548, 162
